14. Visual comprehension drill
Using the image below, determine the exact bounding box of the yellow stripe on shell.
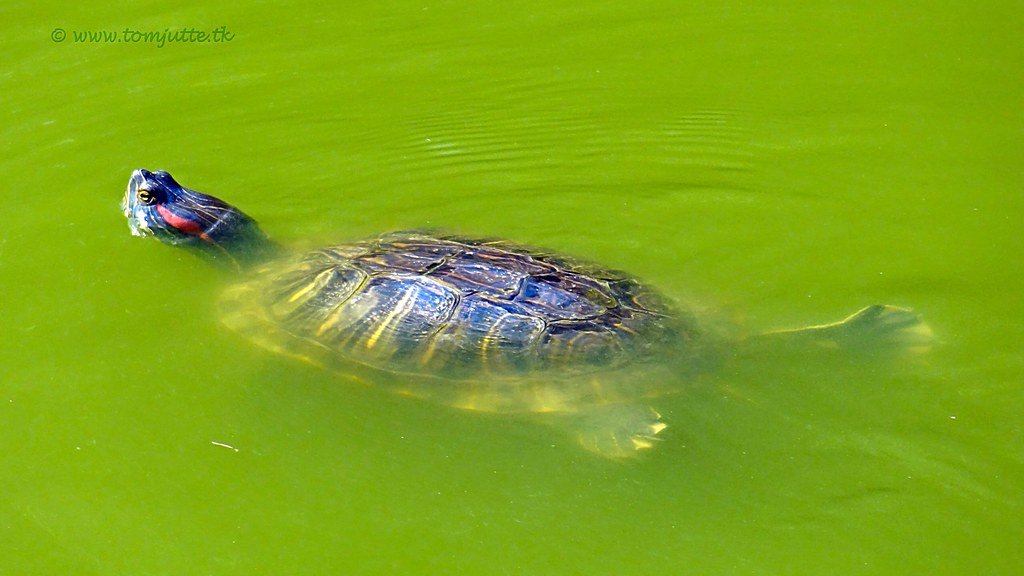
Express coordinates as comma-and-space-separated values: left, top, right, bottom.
365, 285, 418, 350
314, 273, 369, 337
289, 267, 337, 303
418, 325, 447, 367
480, 320, 498, 370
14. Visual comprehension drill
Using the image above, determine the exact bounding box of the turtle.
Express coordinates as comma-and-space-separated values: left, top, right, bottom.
121, 168, 932, 458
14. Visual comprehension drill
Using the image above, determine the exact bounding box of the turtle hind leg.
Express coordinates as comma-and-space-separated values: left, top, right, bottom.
565, 404, 668, 459
764, 304, 934, 355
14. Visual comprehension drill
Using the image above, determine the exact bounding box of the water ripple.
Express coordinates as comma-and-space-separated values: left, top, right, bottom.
372, 101, 761, 198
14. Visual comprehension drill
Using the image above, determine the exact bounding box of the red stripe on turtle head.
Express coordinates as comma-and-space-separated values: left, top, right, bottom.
156, 203, 206, 237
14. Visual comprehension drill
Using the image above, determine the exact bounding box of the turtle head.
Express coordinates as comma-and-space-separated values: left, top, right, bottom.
122, 169, 277, 269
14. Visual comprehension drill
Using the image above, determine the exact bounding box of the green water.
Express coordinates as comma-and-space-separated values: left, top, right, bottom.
3, 2, 1021, 574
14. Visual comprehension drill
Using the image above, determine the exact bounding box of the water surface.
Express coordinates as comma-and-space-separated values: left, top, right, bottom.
2, 2, 1021, 574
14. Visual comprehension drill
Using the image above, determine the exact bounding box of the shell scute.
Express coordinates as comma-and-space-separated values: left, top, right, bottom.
430, 257, 525, 294
513, 276, 605, 320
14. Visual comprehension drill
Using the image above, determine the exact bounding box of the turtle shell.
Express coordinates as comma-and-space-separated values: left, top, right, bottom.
219, 232, 695, 412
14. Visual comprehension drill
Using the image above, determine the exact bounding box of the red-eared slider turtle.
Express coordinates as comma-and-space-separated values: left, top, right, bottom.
122, 169, 932, 458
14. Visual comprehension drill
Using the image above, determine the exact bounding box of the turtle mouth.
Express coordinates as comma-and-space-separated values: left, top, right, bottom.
123, 170, 152, 237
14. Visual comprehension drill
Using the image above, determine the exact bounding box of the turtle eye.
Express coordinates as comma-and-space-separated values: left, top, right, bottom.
137, 189, 155, 205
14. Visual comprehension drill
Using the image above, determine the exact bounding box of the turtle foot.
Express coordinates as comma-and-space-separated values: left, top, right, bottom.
570, 404, 668, 459
823, 304, 934, 354
763, 304, 935, 355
